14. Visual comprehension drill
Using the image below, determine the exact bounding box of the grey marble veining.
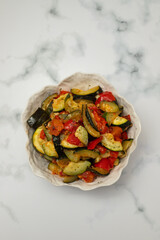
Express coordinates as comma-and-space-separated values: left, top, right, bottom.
0, 0, 160, 240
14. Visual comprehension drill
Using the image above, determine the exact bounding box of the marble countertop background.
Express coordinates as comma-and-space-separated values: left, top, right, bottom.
0, 0, 160, 240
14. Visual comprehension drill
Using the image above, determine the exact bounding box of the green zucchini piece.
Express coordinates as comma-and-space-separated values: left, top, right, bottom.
71, 85, 102, 96
42, 141, 58, 158
99, 101, 119, 112
63, 175, 78, 183
112, 116, 132, 130
86, 105, 98, 131
42, 93, 58, 111
64, 110, 82, 122
122, 139, 133, 152
27, 108, 49, 129
114, 158, 120, 166
101, 133, 123, 151
103, 108, 123, 126
52, 93, 68, 112
63, 149, 80, 162
43, 128, 52, 141
82, 105, 100, 138
75, 126, 88, 145
63, 161, 91, 175
48, 162, 62, 174
43, 155, 54, 161
75, 149, 99, 159
32, 126, 46, 154
91, 166, 109, 175
64, 94, 80, 113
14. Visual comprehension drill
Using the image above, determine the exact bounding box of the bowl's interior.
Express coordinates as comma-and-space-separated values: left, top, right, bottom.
22, 72, 141, 190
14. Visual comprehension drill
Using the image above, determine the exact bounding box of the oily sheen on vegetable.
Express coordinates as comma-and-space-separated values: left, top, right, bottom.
27, 86, 133, 183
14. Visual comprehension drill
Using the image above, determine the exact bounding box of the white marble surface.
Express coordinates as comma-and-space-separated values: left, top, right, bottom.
0, 0, 160, 239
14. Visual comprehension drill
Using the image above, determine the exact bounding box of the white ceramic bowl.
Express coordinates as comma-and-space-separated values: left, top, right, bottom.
22, 73, 141, 190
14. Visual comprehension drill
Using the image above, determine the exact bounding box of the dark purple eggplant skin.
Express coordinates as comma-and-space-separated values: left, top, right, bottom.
27, 108, 49, 129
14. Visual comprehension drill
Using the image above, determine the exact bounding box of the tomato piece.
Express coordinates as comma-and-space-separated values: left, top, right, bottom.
67, 132, 81, 145
40, 129, 46, 139
110, 151, 119, 158
47, 118, 64, 136
64, 120, 79, 132
94, 157, 116, 171
109, 126, 123, 138
78, 171, 96, 183
121, 131, 128, 140
96, 144, 107, 154
87, 137, 102, 150
123, 115, 131, 121
92, 110, 108, 134
95, 91, 116, 105
60, 90, 70, 95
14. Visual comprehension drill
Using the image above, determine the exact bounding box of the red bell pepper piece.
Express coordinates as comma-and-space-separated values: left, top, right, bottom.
121, 131, 128, 140
78, 171, 96, 183
40, 129, 46, 139
114, 136, 122, 143
87, 137, 102, 150
110, 151, 119, 158
47, 118, 64, 136
92, 110, 108, 134
109, 126, 123, 138
67, 132, 81, 145
95, 91, 116, 105
96, 144, 107, 154
94, 157, 116, 171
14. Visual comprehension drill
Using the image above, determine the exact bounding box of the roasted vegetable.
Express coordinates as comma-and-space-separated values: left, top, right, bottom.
101, 133, 123, 151
99, 101, 119, 112
63, 161, 91, 175
27, 108, 49, 129
64, 94, 80, 113
42, 93, 58, 112
42, 141, 58, 158
71, 85, 102, 96
32, 126, 46, 154
75, 126, 88, 145
112, 116, 132, 131
52, 93, 68, 112
82, 105, 100, 138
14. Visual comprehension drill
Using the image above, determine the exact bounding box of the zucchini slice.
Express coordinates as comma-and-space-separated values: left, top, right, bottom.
75, 149, 99, 159
112, 116, 132, 130
64, 94, 80, 113
101, 133, 123, 151
75, 126, 88, 145
63, 161, 91, 175
52, 93, 68, 112
91, 166, 109, 176
103, 108, 123, 126
86, 105, 98, 131
64, 149, 80, 162
82, 105, 100, 138
32, 126, 46, 154
27, 108, 49, 129
64, 110, 82, 122
71, 85, 102, 96
63, 175, 78, 183
99, 101, 119, 112
42, 141, 58, 158
43, 128, 52, 141
122, 139, 133, 152
42, 93, 58, 111
43, 155, 54, 161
